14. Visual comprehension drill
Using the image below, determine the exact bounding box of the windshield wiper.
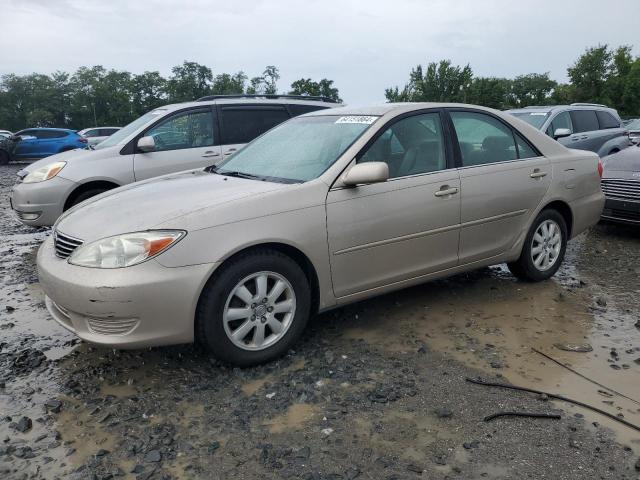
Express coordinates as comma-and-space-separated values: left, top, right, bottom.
218, 170, 266, 181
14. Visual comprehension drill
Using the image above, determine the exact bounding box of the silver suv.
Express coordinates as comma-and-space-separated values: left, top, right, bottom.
11, 95, 340, 226
507, 103, 630, 157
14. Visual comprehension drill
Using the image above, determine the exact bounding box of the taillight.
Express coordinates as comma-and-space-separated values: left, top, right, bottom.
597, 159, 603, 178
78, 137, 88, 143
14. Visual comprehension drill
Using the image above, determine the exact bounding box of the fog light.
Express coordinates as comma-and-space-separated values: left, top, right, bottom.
17, 211, 41, 221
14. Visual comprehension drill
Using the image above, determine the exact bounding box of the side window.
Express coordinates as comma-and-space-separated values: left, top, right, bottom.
37, 131, 66, 139
84, 129, 100, 137
548, 111, 573, 137
358, 112, 446, 178
145, 109, 214, 152
596, 111, 620, 130
450, 111, 517, 166
288, 104, 329, 117
570, 110, 599, 133
103, 128, 119, 136
514, 132, 538, 159
220, 106, 290, 145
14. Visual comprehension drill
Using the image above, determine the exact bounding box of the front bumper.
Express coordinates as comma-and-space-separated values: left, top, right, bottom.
11, 176, 77, 226
601, 197, 640, 224
37, 236, 218, 348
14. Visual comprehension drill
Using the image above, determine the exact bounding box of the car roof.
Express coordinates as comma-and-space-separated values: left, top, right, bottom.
18, 127, 76, 132
157, 96, 342, 113
507, 104, 619, 115
302, 102, 511, 117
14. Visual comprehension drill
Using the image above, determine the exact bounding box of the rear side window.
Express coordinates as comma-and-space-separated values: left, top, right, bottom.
288, 104, 330, 117
220, 106, 290, 145
570, 110, 599, 133
450, 111, 517, 166
36, 131, 68, 139
596, 111, 620, 129
514, 132, 538, 159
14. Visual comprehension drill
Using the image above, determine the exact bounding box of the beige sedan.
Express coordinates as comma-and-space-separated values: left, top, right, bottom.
37, 103, 604, 365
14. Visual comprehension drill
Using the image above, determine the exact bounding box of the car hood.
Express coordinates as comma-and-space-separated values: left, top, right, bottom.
19, 145, 121, 174
55, 170, 291, 242
602, 146, 640, 178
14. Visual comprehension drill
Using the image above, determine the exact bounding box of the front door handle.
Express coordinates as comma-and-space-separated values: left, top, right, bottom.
434, 186, 459, 197
201, 151, 220, 158
530, 170, 548, 179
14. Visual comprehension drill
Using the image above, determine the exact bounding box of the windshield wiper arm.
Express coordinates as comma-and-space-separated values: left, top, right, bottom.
219, 170, 265, 181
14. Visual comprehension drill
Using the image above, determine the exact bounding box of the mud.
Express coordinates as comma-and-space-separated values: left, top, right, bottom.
1, 163, 639, 479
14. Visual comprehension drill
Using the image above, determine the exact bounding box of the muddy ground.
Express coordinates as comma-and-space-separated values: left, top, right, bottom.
1, 163, 639, 479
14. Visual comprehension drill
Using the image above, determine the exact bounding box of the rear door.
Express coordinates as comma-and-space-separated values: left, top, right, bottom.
218, 105, 291, 159
133, 107, 221, 181
448, 109, 551, 264
14, 130, 38, 157
40, 131, 68, 155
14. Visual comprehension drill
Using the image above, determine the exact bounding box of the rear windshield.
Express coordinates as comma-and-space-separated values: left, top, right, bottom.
509, 112, 550, 130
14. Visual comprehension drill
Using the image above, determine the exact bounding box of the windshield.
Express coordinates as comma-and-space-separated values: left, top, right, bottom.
510, 111, 550, 130
214, 115, 378, 183
95, 109, 168, 149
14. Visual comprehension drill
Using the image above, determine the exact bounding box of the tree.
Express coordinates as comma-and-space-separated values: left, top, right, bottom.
467, 77, 512, 109
247, 66, 280, 94
211, 72, 247, 95
131, 71, 167, 116
385, 60, 473, 102
508, 73, 557, 108
567, 45, 612, 105
166, 61, 213, 102
289, 78, 341, 101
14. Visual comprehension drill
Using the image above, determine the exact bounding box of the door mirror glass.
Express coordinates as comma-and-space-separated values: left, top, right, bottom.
137, 136, 156, 152
343, 162, 389, 186
553, 128, 572, 139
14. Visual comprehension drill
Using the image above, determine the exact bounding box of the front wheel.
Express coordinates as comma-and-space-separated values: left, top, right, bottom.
0, 151, 9, 165
196, 249, 311, 366
507, 209, 567, 282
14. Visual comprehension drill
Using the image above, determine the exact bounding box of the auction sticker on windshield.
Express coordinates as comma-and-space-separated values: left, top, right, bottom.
335, 116, 378, 124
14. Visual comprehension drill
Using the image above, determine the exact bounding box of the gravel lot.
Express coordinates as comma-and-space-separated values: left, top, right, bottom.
0, 163, 639, 479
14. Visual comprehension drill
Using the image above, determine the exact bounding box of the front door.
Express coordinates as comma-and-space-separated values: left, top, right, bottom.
327, 111, 461, 298
448, 110, 551, 264
133, 108, 221, 181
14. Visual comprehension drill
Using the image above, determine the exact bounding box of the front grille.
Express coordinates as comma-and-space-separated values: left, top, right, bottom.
86, 317, 139, 336
54, 230, 83, 259
601, 178, 640, 201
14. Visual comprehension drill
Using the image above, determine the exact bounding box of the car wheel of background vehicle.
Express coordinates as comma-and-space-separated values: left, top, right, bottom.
68, 188, 109, 208
0, 151, 9, 165
196, 249, 311, 366
507, 209, 567, 282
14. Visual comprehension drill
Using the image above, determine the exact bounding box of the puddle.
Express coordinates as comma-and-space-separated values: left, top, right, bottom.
339, 231, 640, 451
262, 403, 319, 434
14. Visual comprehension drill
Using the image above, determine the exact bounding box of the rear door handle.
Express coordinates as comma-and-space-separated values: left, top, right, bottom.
434, 186, 459, 197
530, 170, 548, 179
201, 151, 220, 158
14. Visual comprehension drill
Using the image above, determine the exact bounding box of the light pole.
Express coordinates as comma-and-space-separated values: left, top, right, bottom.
81, 103, 97, 127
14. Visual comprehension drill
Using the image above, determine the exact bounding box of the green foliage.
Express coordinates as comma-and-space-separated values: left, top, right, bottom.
387, 45, 640, 117
0, 63, 341, 131
289, 78, 342, 101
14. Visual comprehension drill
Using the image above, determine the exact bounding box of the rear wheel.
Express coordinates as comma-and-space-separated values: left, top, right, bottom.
196, 249, 311, 366
507, 209, 567, 282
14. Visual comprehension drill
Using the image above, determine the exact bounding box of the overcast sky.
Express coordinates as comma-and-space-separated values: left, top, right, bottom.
2, 0, 638, 104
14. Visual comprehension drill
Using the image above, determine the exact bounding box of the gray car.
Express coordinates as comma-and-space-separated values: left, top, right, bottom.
11, 95, 339, 225
37, 102, 604, 366
601, 144, 640, 224
77, 127, 121, 147
507, 103, 630, 157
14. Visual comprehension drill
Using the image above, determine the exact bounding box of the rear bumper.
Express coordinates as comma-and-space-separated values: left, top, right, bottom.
569, 190, 605, 238
601, 197, 640, 224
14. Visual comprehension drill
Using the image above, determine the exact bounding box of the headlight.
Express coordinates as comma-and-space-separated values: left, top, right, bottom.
68, 230, 185, 268
22, 162, 67, 183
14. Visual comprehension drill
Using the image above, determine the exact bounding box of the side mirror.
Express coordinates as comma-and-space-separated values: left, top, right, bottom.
343, 162, 389, 186
137, 136, 156, 152
554, 128, 572, 140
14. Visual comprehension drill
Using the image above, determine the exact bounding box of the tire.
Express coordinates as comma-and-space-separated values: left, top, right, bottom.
507, 209, 567, 282
67, 188, 109, 209
0, 151, 9, 165
196, 249, 311, 366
